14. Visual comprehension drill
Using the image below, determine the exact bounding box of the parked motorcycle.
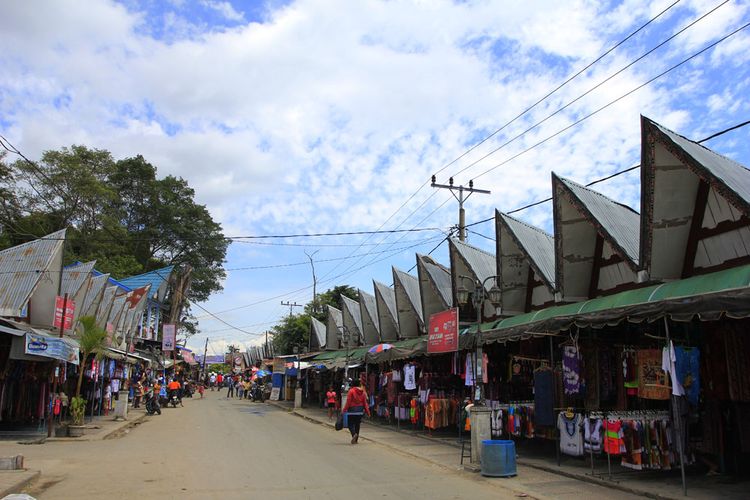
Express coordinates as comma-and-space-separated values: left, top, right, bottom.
251, 383, 264, 402
144, 387, 161, 415
169, 390, 181, 408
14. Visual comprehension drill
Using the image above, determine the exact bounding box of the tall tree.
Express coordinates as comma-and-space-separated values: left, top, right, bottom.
305, 285, 358, 322
271, 314, 311, 355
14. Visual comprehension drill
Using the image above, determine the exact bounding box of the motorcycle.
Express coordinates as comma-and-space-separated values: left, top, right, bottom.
144, 387, 161, 415
169, 389, 181, 408
250, 383, 264, 402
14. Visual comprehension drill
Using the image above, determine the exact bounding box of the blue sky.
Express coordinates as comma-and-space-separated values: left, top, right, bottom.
2, 0, 749, 356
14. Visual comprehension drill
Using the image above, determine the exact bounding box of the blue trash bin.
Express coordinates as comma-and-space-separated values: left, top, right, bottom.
481, 440, 517, 477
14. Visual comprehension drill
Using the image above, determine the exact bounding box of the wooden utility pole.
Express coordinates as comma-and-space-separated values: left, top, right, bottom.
431, 176, 490, 241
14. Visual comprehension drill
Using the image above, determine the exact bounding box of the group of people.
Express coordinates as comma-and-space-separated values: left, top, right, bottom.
131, 374, 204, 409
206, 372, 265, 400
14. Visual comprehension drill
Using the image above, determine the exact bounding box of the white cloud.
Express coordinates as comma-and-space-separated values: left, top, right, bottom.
201, 0, 245, 22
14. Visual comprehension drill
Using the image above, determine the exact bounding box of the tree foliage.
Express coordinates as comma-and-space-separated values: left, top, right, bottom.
305, 285, 358, 322
0, 146, 228, 337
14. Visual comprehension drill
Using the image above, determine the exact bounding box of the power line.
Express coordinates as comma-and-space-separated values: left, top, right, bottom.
471, 20, 750, 182
449, 0, 729, 181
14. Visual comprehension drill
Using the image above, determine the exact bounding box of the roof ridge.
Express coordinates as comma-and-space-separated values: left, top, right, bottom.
450, 237, 494, 258
498, 211, 553, 238
556, 174, 639, 216
120, 264, 175, 281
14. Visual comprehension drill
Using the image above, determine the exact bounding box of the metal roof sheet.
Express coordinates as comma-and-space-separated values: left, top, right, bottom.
393, 267, 423, 320
341, 295, 363, 339
96, 285, 118, 326
119, 265, 174, 301
497, 212, 556, 288
359, 289, 379, 331
61, 261, 96, 297
82, 273, 110, 316
450, 238, 497, 290
556, 176, 640, 264
325, 305, 343, 350
311, 316, 326, 348
373, 280, 397, 322
649, 117, 750, 209
418, 255, 452, 307
0, 229, 66, 316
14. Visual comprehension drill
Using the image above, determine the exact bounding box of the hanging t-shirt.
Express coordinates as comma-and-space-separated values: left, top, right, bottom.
603, 419, 624, 455
111, 379, 120, 393
534, 368, 555, 426
404, 364, 417, 390
558, 413, 584, 456
674, 346, 700, 406
563, 346, 581, 395
584, 418, 602, 453
661, 341, 684, 397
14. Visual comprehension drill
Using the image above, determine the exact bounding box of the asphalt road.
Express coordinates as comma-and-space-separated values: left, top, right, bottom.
10, 391, 530, 499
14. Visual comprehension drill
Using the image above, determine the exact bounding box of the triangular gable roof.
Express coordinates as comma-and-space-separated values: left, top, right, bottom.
358, 289, 380, 345
0, 229, 66, 316
416, 254, 452, 327
325, 305, 343, 351
418, 255, 452, 306
553, 174, 640, 301
496, 211, 555, 289
83, 273, 110, 316
373, 280, 399, 342
311, 316, 327, 350
341, 295, 363, 346
61, 261, 96, 297
640, 115, 750, 279
393, 266, 424, 338
449, 238, 497, 291
96, 285, 118, 327
556, 175, 640, 264
119, 265, 174, 302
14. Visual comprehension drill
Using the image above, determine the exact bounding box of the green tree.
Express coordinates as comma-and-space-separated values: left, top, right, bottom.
74, 316, 108, 398
271, 314, 311, 355
305, 285, 358, 322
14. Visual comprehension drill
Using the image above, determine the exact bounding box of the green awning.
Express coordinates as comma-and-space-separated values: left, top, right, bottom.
482, 263, 750, 343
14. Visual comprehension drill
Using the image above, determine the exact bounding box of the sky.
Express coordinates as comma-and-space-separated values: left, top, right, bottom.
2, 0, 749, 357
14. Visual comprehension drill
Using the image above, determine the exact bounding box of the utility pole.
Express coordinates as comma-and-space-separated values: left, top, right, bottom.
304, 250, 318, 353
431, 176, 491, 241
280, 300, 302, 318
201, 337, 209, 381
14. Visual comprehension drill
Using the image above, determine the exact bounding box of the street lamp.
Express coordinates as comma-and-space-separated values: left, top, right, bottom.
456, 274, 501, 404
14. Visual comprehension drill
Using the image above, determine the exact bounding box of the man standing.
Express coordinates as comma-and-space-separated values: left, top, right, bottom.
226, 375, 234, 398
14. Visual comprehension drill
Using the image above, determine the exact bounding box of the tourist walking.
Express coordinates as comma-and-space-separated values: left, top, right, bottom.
342, 379, 369, 444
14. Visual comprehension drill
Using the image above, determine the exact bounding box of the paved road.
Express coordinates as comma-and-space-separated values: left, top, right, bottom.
7, 391, 536, 499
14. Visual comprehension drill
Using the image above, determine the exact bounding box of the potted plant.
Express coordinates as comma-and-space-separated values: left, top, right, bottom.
68, 396, 86, 437
68, 316, 107, 437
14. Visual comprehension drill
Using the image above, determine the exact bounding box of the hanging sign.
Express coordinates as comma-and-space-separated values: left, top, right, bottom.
53, 296, 76, 330
428, 308, 459, 354
25, 332, 80, 365
162, 324, 176, 351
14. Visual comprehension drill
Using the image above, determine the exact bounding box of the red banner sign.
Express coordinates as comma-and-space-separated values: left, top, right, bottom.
428, 308, 459, 354
53, 296, 76, 331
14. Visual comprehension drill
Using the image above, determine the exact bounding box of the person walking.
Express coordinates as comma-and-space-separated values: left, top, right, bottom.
326, 386, 337, 421
342, 379, 369, 444
226, 375, 235, 398
133, 379, 144, 409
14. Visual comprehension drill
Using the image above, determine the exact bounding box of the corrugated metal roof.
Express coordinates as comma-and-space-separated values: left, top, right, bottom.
450, 238, 497, 290
422, 258, 452, 307
119, 265, 174, 301
311, 316, 326, 348
341, 295, 364, 342
557, 176, 640, 264
373, 280, 397, 322
649, 117, 750, 209
61, 261, 96, 297
108, 294, 127, 326
393, 267, 423, 320
0, 229, 66, 316
359, 289, 379, 331
96, 285, 118, 326
498, 212, 556, 288
82, 273, 110, 316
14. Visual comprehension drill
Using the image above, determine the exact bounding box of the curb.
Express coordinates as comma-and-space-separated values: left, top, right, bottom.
0, 470, 41, 498
102, 413, 149, 440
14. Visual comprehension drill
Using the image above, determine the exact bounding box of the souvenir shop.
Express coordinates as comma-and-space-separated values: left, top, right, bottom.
479, 313, 750, 482
77, 352, 142, 417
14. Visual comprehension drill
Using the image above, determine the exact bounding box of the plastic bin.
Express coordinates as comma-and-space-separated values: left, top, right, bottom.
481, 440, 517, 477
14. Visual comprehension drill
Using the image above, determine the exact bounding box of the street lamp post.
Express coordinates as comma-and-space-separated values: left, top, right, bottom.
456, 275, 502, 405
456, 274, 501, 465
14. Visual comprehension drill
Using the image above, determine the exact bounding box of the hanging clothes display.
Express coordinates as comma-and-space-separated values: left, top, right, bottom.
584, 417, 602, 453
558, 412, 584, 457
403, 364, 417, 391
465, 354, 474, 387
562, 346, 581, 396
637, 349, 670, 400
603, 419, 624, 455
533, 368, 554, 426
622, 348, 639, 397
674, 346, 700, 406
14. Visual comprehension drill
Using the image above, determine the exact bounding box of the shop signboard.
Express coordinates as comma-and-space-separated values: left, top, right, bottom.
162, 323, 176, 351
24, 332, 80, 365
427, 308, 459, 354
269, 387, 281, 401
53, 296, 76, 330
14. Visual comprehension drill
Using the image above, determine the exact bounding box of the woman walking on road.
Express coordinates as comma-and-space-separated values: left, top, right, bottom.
342, 379, 369, 444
